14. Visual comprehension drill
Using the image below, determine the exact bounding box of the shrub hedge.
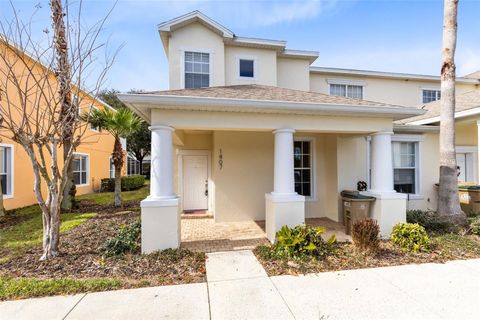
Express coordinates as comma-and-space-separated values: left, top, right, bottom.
101, 175, 145, 192
468, 216, 480, 236
391, 223, 430, 253
406, 209, 452, 233
273, 225, 337, 260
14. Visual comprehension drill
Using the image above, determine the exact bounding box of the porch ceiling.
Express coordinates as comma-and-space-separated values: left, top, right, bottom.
118, 85, 425, 123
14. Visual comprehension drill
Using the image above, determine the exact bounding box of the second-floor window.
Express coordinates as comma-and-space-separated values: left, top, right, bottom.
239, 59, 254, 78
185, 51, 209, 89
422, 89, 441, 103
329, 84, 363, 99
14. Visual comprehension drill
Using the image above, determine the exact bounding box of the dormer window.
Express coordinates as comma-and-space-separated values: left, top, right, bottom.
185, 51, 210, 89
239, 59, 254, 78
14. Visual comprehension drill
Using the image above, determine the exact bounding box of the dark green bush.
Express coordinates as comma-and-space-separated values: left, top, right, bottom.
468, 216, 480, 236
390, 223, 430, 253
100, 220, 141, 256
406, 210, 452, 233
101, 175, 145, 192
273, 225, 337, 260
352, 219, 380, 253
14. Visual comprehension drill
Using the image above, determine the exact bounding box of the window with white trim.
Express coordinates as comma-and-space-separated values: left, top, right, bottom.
422, 89, 441, 103
72, 154, 88, 185
185, 51, 209, 88
392, 142, 418, 194
127, 156, 140, 176
294, 140, 313, 197
0, 146, 13, 196
239, 59, 254, 78
330, 84, 363, 99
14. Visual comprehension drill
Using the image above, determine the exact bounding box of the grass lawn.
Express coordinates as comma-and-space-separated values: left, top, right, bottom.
0, 184, 206, 301
78, 184, 149, 205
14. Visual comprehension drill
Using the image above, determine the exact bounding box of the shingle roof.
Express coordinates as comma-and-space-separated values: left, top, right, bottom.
143, 84, 403, 108
398, 89, 480, 124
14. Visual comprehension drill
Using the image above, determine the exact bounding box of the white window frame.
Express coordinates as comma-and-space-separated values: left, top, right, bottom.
127, 155, 141, 176
0, 143, 14, 199
180, 47, 214, 89
327, 79, 366, 99
391, 134, 423, 199
236, 55, 257, 80
456, 146, 478, 184
421, 87, 441, 104
72, 152, 90, 187
89, 106, 100, 132
294, 137, 316, 201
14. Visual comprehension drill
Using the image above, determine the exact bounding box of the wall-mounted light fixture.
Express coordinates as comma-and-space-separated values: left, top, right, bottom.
218, 148, 223, 170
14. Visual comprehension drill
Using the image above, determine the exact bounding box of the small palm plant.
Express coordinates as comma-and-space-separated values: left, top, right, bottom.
82, 107, 142, 206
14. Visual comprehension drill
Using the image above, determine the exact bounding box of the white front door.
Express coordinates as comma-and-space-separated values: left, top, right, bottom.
456, 152, 474, 183
183, 155, 208, 211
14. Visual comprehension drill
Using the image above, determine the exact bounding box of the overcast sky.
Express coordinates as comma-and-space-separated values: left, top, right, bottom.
2, 0, 480, 92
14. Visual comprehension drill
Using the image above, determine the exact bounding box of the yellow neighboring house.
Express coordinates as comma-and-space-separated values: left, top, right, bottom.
0, 40, 123, 210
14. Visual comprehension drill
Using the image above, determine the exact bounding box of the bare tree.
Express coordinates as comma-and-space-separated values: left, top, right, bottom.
0, 1, 117, 259
438, 0, 466, 225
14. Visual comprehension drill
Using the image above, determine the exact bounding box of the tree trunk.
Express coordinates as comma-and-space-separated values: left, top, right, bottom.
50, 0, 75, 211
114, 165, 122, 207
112, 137, 124, 207
438, 0, 466, 225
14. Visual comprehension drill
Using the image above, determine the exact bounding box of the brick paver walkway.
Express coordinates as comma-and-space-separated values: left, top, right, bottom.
181, 217, 350, 252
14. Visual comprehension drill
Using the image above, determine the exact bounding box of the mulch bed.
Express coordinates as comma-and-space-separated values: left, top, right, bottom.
0, 199, 206, 287
254, 235, 480, 276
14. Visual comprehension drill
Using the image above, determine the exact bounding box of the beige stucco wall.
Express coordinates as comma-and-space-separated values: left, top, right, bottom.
224, 46, 277, 86
277, 57, 310, 91
152, 109, 393, 133
168, 22, 225, 89
310, 73, 478, 107
456, 120, 478, 146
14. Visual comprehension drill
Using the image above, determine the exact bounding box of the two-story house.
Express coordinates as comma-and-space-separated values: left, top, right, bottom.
119, 11, 480, 253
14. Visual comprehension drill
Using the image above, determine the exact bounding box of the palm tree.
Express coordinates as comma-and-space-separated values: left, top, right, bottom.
83, 108, 142, 206
438, 0, 466, 225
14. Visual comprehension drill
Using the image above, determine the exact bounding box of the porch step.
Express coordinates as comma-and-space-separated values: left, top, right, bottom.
181, 212, 213, 219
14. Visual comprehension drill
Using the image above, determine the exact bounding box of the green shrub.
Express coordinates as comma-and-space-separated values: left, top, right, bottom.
101, 175, 145, 192
273, 225, 336, 260
468, 216, 480, 236
390, 223, 430, 253
101, 220, 141, 256
352, 219, 380, 253
406, 210, 451, 233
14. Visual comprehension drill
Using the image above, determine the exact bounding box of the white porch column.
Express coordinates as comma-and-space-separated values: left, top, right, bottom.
362, 131, 406, 238
369, 132, 395, 194
149, 125, 175, 199
140, 125, 179, 254
266, 128, 305, 242
273, 128, 296, 195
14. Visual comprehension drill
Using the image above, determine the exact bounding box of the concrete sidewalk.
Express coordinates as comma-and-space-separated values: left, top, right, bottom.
1, 252, 479, 320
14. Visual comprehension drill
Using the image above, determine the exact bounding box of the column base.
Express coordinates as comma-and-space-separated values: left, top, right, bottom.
265, 193, 305, 243
361, 191, 407, 238
140, 197, 180, 254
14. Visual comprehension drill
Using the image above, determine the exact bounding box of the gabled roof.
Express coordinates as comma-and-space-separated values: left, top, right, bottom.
158, 11, 319, 63
119, 84, 424, 122
310, 67, 480, 84
158, 10, 234, 39
398, 89, 480, 125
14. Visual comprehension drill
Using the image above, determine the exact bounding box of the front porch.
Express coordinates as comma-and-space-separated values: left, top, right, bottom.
181, 216, 350, 253
119, 85, 424, 253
